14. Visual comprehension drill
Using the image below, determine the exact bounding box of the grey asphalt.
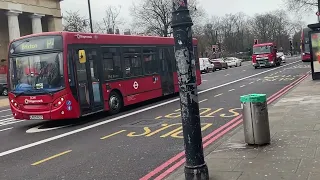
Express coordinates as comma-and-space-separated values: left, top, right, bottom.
167, 74, 320, 180
0, 57, 311, 180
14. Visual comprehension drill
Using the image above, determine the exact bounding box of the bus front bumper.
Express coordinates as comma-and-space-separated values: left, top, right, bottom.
253, 60, 274, 67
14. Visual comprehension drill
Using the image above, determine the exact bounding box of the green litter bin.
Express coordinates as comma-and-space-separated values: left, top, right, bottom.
240, 94, 270, 145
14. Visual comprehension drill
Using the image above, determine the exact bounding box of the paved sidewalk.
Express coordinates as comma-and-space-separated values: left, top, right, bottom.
0, 98, 9, 107
166, 76, 320, 180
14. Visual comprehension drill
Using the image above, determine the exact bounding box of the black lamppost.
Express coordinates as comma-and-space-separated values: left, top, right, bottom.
171, 0, 209, 179
87, 0, 93, 33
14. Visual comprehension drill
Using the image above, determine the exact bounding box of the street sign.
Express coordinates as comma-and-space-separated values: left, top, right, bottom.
212, 45, 218, 52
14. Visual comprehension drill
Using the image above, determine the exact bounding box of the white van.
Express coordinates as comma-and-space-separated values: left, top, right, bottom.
199, 58, 214, 73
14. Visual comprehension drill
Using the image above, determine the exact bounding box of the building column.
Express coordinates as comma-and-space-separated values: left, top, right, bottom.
48, 16, 63, 31
6, 10, 22, 41
30, 14, 44, 34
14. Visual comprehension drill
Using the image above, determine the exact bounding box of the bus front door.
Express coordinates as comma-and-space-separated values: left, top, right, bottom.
159, 47, 175, 95
76, 48, 104, 115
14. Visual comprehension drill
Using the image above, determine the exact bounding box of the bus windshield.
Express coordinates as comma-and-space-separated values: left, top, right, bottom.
10, 52, 64, 93
305, 43, 310, 53
253, 46, 272, 55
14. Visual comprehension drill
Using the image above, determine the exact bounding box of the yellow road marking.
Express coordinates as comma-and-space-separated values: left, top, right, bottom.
155, 116, 162, 119
31, 150, 72, 166
214, 93, 223, 97
101, 130, 126, 140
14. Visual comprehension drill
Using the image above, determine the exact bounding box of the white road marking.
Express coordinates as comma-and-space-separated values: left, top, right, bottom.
0, 60, 302, 157
214, 93, 223, 97
225, 74, 230, 76
202, 80, 208, 82
243, 70, 246, 71
228, 89, 235, 92
240, 85, 246, 88
26, 125, 73, 133
199, 99, 208, 103
1, 114, 12, 118
249, 82, 254, 84
0, 127, 13, 132
0, 109, 11, 113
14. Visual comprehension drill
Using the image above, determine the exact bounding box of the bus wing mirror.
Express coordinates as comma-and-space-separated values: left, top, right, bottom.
78, 50, 86, 63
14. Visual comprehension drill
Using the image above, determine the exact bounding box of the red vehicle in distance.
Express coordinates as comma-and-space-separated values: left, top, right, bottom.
252, 42, 281, 69
301, 27, 311, 62
7, 32, 201, 120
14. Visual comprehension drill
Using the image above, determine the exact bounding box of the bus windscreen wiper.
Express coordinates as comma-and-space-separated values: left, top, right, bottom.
15, 88, 53, 97
36, 88, 53, 97
14, 89, 34, 97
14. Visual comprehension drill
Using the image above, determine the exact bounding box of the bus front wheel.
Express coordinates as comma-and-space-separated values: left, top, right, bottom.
108, 91, 123, 115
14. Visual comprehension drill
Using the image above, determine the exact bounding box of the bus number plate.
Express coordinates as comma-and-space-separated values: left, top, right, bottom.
30, 115, 44, 120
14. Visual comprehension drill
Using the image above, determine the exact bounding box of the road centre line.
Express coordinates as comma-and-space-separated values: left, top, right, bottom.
0, 60, 301, 158
31, 150, 72, 166
0, 127, 13, 132
199, 99, 208, 103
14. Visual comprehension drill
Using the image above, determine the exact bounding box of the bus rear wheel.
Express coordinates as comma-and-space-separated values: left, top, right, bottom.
108, 91, 123, 115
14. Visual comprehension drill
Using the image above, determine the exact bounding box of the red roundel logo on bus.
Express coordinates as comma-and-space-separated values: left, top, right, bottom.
133, 81, 139, 89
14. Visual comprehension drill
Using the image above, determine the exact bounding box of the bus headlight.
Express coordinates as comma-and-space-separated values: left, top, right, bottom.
53, 96, 66, 109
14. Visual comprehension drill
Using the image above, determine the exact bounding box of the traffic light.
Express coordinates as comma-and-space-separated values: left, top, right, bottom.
254, 39, 258, 45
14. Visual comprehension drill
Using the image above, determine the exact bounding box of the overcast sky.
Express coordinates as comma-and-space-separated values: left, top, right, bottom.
61, 0, 318, 30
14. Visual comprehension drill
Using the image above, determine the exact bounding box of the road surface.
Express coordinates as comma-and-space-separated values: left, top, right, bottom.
0, 57, 310, 180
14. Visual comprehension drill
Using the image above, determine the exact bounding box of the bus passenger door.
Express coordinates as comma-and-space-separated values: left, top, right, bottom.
159, 47, 174, 95
76, 48, 104, 114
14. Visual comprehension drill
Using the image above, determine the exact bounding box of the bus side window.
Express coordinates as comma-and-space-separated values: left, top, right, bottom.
123, 47, 142, 77
102, 47, 122, 80
143, 47, 157, 75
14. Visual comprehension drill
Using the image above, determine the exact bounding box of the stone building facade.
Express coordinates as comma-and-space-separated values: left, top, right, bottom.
0, 0, 63, 66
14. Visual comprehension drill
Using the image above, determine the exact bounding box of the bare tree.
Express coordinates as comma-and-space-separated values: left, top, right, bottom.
284, 0, 317, 13
102, 5, 123, 33
63, 11, 89, 32
130, 0, 205, 37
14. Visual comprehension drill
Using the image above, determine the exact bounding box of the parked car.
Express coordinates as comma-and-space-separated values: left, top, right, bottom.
225, 57, 242, 67
199, 58, 214, 73
209, 58, 228, 70
0, 83, 7, 96
277, 52, 286, 63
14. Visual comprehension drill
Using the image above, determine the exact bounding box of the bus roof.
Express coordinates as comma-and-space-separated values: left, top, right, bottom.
9, 31, 198, 46
253, 42, 274, 47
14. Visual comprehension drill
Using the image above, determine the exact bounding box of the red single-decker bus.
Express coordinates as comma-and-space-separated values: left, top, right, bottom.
7, 32, 202, 120
301, 27, 311, 62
